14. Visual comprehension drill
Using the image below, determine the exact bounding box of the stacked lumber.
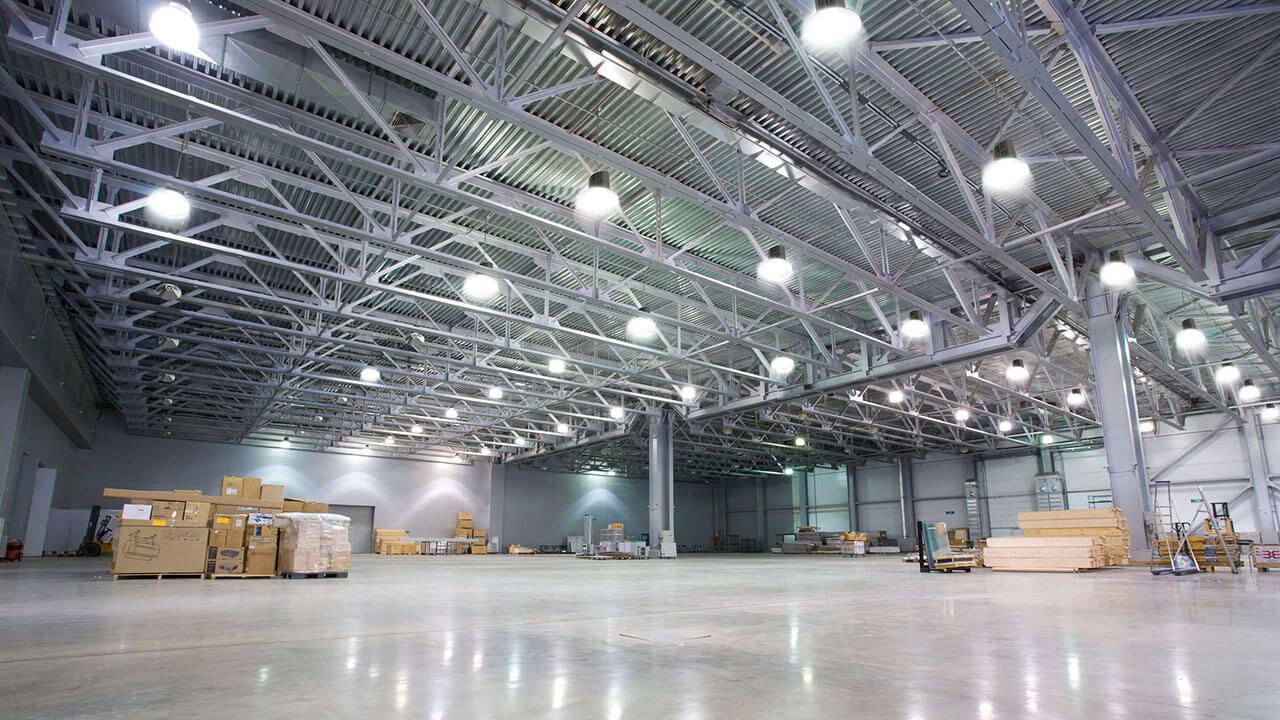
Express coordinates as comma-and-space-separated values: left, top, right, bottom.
1018, 509, 1130, 565
984, 536, 1106, 572
374, 529, 417, 555
1151, 534, 1242, 570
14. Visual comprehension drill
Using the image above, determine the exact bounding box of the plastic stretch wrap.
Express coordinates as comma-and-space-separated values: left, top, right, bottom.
275, 513, 352, 573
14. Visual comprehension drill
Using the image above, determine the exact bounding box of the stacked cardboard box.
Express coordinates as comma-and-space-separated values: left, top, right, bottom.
455, 512, 474, 554
375, 529, 418, 555
113, 491, 215, 575
471, 527, 488, 555
983, 536, 1106, 572
1018, 509, 1130, 565
244, 515, 279, 575
276, 513, 352, 574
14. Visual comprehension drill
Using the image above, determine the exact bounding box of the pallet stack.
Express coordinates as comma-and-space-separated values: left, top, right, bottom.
1018, 509, 1130, 565
1151, 534, 1243, 571
453, 512, 488, 554
374, 529, 418, 555
983, 536, 1107, 572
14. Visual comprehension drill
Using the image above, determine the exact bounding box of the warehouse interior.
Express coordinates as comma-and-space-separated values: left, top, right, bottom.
1, 0, 1279, 717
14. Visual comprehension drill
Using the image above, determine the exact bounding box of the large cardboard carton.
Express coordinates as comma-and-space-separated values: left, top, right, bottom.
112, 527, 209, 575
209, 514, 247, 547
259, 484, 285, 504
176, 501, 212, 528
302, 501, 328, 513
245, 544, 277, 575
150, 501, 185, 526
281, 499, 305, 512
221, 476, 245, 498
207, 546, 245, 575
245, 523, 278, 544
241, 477, 263, 500
455, 527, 474, 538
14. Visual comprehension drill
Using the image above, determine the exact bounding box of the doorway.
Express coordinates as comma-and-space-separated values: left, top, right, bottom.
328, 504, 376, 553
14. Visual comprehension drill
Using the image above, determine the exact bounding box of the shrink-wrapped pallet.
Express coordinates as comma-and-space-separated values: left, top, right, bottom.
275, 512, 352, 574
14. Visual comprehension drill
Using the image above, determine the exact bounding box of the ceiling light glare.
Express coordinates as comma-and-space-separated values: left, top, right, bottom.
679, 385, 698, 402
280, 437, 291, 449
149, 2, 200, 54
887, 389, 905, 404
158, 372, 176, 384
513, 436, 527, 447
410, 424, 423, 434
783, 467, 794, 476
487, 386, 505, 400
146, 187, 190, 221
480, 446, 492, 456
1040, 433, 1056, 446
982, 140, 1032, 195
1261, 404, 1279, 421
900, 310, 930, 340
1239, 379, 1261, 403
1100, 250, 1136, 289
954, 407, 971, 423
444, 407, 459, 420
756, 246, 794, 284
383, 436, 395, 446
1139, 419, 1156, 433
997, 419, 1014, 433
1067, 388, 1087, 408
1006, 358, 1029, 384
359, 366, 381, 384
794, 436, 807, 447
770, 356, 796, 376
547, 358, 566, 375
462, 263, 501, 302
575, 170, 620, 221
1215, 362, 1241, 386
801, 0, 863, 51
556, 422, 570, 434
1175, 319, 1207, 355
609, 406, 625, 421
626, 307, 658, 340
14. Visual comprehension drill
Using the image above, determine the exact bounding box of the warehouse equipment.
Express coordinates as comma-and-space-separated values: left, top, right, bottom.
1152, 486, 1240, 575
916, 521, 976, 572
76, 505, 112, 557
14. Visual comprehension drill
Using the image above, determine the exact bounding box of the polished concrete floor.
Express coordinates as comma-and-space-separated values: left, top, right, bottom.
1, 555, 1278, 719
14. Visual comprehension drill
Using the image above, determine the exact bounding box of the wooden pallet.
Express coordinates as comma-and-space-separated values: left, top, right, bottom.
280, 571, 348, 579
206, 573, 275, 579
992, 567, 1100, 573
112, 572, 205, 581
580, 553, 640, 560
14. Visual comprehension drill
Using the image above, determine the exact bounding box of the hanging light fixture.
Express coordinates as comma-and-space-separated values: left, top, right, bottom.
1239, 379, 1261, 403
149, 2, 201, 54
487, 386, 505, 400
770, 356, 797, 376
783, 467, 794, 476
1215, 362, 1241, 386
444, 407, 459, 420
900, 310, 930, 340
756, 246, 794, 284
626, 307, 658, 340
997, 419, 1014, 433
480, 446, 492, 456
1040, 433, 1056, 446
279, 437, 291, 449
982, 140, 1032, 194
547, 358, 566, 375
1139, 419, 1156, 433
1005, 358, 1029, 384
887, 389, 905, 404
556, 422, 570, 434
1067, 388, 1087, 408
146, 187, 190, 221
155, 282, 183, 301
609, 406, 625, 421
1099, 250, 1136, 288
575, 170, 620, 220
157, 336, 181, 350
794, 436, 807, 447
1261, 404, 1279, 421
383, 436, 395, 446
358, 366, 381, 384
462, 263, 501, 302
801, 0, 863, 51
954, 407, 971, 423
1175, 319, 1207, 355
679, 385, 698, 402
410, 424, 424, 434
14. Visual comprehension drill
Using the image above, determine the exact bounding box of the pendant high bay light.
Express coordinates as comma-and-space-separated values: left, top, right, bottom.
149, 2, 200, 55
575, 170, 620, 220
1239, 379, 1261, 403
626, 307, 658, 340
756, 246, 794, 283
1005, 358, 1029, 385
1100, 250, 1136, 288
462, 263, 501, 302
1215, 362, 1241, 386
146, 187, 190, 221
982, 140, 1032, 194
1175, 319, 1207, 355
900, 310, 929, 340
801, 0, 863, 51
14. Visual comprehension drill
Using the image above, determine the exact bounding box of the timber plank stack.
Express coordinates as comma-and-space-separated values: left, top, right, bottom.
1018, 509, 1130, 565
983, 536, 1106, 572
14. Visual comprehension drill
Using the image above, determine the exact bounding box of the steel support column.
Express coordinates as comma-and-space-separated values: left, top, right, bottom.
846, 463, 858, 531
648, 412, 675, 542
1084, 278, 1151, 550
1242, 412, 1279, 544
898, 456, 917, 542
0, 367, 32, 543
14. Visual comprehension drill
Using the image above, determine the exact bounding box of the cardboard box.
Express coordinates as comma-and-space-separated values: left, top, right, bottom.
245, 544, 277, 575
245, 523, 278, 543
456, 512, 473, 521
206, 546, 245, 575
176, 501, 212, 528
259, 484, 285, 504
112, 527, 209, 575
455, 527, 474, 538
210, 514, 247, 547
281, 499, 305, 512
150, 501, 186, 526
241, 477, 262, 500
172, 489, 203, 495
221, 476, 245, 497
456, 519, 473, 529
122, 503, 152, 521
302, 501, 328, 513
